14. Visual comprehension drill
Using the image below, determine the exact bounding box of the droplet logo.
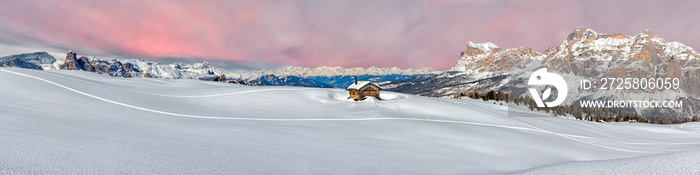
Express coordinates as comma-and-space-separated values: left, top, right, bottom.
528, 68, 567, 107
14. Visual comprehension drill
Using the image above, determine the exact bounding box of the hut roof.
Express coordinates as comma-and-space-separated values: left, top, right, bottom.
346, 81, 372, 90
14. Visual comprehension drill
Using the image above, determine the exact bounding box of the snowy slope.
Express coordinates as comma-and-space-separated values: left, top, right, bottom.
1, 67, 700, 174
515, 149, 700, 174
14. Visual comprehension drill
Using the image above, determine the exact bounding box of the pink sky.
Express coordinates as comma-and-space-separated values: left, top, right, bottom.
0, 0, 699, 70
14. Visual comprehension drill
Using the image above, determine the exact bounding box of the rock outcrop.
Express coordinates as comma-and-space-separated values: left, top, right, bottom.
60, 51, 81, 70
54, 51, 225, 80
60, 52, 140, 77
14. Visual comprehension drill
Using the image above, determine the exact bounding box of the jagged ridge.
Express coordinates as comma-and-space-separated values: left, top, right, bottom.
387, 27, 700, 120
47, 51, 226, 80
228, 66, 435, 80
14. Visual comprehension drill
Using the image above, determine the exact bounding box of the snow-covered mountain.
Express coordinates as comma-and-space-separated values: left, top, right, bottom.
0, 51, 56, 70
449, 28, 698, 75
42, 51, 227, 80
223, 66, 435, 88
15, 51, 433, 87
386, 27, 700, 120
227, 66, 435, 80
247, 75, 335, 88
1, 51, 56, 65
3, 67, 700, 174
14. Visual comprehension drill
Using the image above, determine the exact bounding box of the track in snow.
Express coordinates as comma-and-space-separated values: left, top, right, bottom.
0, 68, 677, 153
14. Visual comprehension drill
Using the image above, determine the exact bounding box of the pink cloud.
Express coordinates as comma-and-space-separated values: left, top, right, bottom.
0, 0, 699, 70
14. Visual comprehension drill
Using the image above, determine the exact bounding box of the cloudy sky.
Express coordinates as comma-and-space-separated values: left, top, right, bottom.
0, 0, 698, 70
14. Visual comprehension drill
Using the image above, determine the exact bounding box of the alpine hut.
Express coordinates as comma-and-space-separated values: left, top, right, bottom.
346, 76, 382, 101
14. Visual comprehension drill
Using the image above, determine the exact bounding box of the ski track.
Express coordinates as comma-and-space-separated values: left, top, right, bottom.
0, 69, 543, 130
1, 68, 690, 153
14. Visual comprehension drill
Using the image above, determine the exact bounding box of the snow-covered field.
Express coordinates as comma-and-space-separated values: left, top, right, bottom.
1, 67, 699, 174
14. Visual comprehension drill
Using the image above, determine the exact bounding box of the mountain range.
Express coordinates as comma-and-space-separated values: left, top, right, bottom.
385, 27, 699, 120
0, 50, 433, 88
227, 66, 434, 79
2, 27, 698, 120
228, 66, 434, 88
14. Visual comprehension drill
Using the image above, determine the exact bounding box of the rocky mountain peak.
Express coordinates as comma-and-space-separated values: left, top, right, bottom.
398, 27, 700, 120
61, 51, 80, 70
462, 41, 500, 57
193, 61, 212, 69
565, 28, 601, 47
54, 51, 226, 79
451, 27, 699, 73
641, 29, 654, 37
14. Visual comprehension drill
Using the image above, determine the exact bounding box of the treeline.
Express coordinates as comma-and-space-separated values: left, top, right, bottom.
454, 90, 509, 103
213, 74, 248, 85
213, 74, 226, 82
455, 91, 700, 124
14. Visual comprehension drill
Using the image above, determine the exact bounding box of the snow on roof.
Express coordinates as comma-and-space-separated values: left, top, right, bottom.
347, 81, 372, 90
